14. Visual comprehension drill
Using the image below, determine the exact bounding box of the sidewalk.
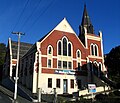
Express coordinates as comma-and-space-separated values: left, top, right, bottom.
0, 90, 13, 103
0, 84, 32, 103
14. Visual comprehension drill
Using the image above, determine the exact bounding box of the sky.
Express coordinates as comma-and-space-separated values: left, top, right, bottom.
0, 0, 120, 54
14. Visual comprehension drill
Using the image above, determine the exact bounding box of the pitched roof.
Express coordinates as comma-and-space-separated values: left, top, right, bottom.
38, 18, 77, 43
54, 18, 76, 34
11, 40, 33, 59
38, 30, 52, 42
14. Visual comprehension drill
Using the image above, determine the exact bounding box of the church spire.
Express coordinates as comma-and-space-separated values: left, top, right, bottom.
79, 4, 94, 35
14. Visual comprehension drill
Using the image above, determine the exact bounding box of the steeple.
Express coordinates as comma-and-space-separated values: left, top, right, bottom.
79, 4, 94, 35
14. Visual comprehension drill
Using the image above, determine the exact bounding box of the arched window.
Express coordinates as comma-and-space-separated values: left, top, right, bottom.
91, 44, 94, 55
90, 44, 98, 56
76, 50, 81, 58
68, 43, 71, 56
57, 37, 72, 57
48, 47, 52, 54
58, 41, 61, 55
63, 38, 67, 56
77, 51, 80, 58
47, 45, 53, 55
95, 45, 98, 56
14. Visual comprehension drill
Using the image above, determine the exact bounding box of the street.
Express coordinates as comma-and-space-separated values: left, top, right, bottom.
0, 91, 13, 103
0, 84, 32, 103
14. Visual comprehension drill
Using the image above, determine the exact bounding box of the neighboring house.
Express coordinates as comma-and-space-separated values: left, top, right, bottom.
3, 38, 33, 78
3, 5, 107, 95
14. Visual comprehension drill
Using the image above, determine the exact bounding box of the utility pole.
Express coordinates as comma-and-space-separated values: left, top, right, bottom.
53, 88, 57, 103
12, 32, 25, 101
38, 88, 42, 102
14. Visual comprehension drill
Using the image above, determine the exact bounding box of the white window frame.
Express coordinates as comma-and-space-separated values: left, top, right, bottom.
47, 59, 52, 68
47, 45, 53, 55
90, 43, 99, 56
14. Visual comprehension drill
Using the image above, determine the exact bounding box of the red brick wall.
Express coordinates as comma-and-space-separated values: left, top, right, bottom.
53, 58, 57, 68
41, 57, 47, 67
39, 30, 103, 74
42, 68, 55, 74
40, 30, 87, 58
87, 39, 102, 57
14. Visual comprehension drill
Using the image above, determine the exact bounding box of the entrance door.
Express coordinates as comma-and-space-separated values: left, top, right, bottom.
63, 79, 68, 93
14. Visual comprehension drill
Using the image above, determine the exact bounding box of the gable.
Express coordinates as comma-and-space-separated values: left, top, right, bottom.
54, 18, 76, 34
40, 18, 85, 48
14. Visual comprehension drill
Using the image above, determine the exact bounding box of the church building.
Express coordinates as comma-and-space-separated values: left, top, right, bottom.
3, 5, 107, 95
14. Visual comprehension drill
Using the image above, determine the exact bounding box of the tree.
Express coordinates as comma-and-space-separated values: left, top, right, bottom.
0, 43, 6, 81
104, 45, 120, 83
0, 43, 6, 66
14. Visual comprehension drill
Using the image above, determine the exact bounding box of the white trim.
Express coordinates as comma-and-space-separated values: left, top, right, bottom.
81, 59, 87, 62
40, 18, 86, 49
46, 45, 53, 69
68, 42, 73, 57
32, 52, 39, 93
88, 55, 103, 59
62, 36, 68, 56
76, 49, 81, 58
57, 40, 62, 55
54, 18, 76, 34
12, 64, 17, 66
47, 45, 53, 55
41, 55, 86, 62
94, 44, 99, 56
47, 58, 52, 68
57, 36, 73, 57
76, 49, 82, 66
12, 59, 17, 61
84, 27, 88, 48
86, 35, 101, 41
38, 51, 42, 88
100, 31, 104, 63
90, 43, 94, 55
57, 59, 73, 70
9, 38, 13, 77
90, 43, 99, 56
93, 61, 99, 67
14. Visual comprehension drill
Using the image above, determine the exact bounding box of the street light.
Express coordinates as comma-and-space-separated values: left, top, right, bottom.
12, 32, 25, 100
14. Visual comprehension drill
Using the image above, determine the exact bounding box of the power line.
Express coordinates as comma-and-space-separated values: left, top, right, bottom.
12, 0, 30, 31
25, 0, 56, 33
20, 0, 42, 31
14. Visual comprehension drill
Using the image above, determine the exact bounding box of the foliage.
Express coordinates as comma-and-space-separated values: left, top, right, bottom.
0, 43, 6, 67
104, 45, 120, 83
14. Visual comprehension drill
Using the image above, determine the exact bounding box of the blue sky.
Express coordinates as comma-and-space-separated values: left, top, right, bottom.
0, 0, 120, 54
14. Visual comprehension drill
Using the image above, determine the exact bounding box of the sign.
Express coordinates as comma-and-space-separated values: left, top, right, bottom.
55, 69, 75, 75
88, 84, 96, 93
